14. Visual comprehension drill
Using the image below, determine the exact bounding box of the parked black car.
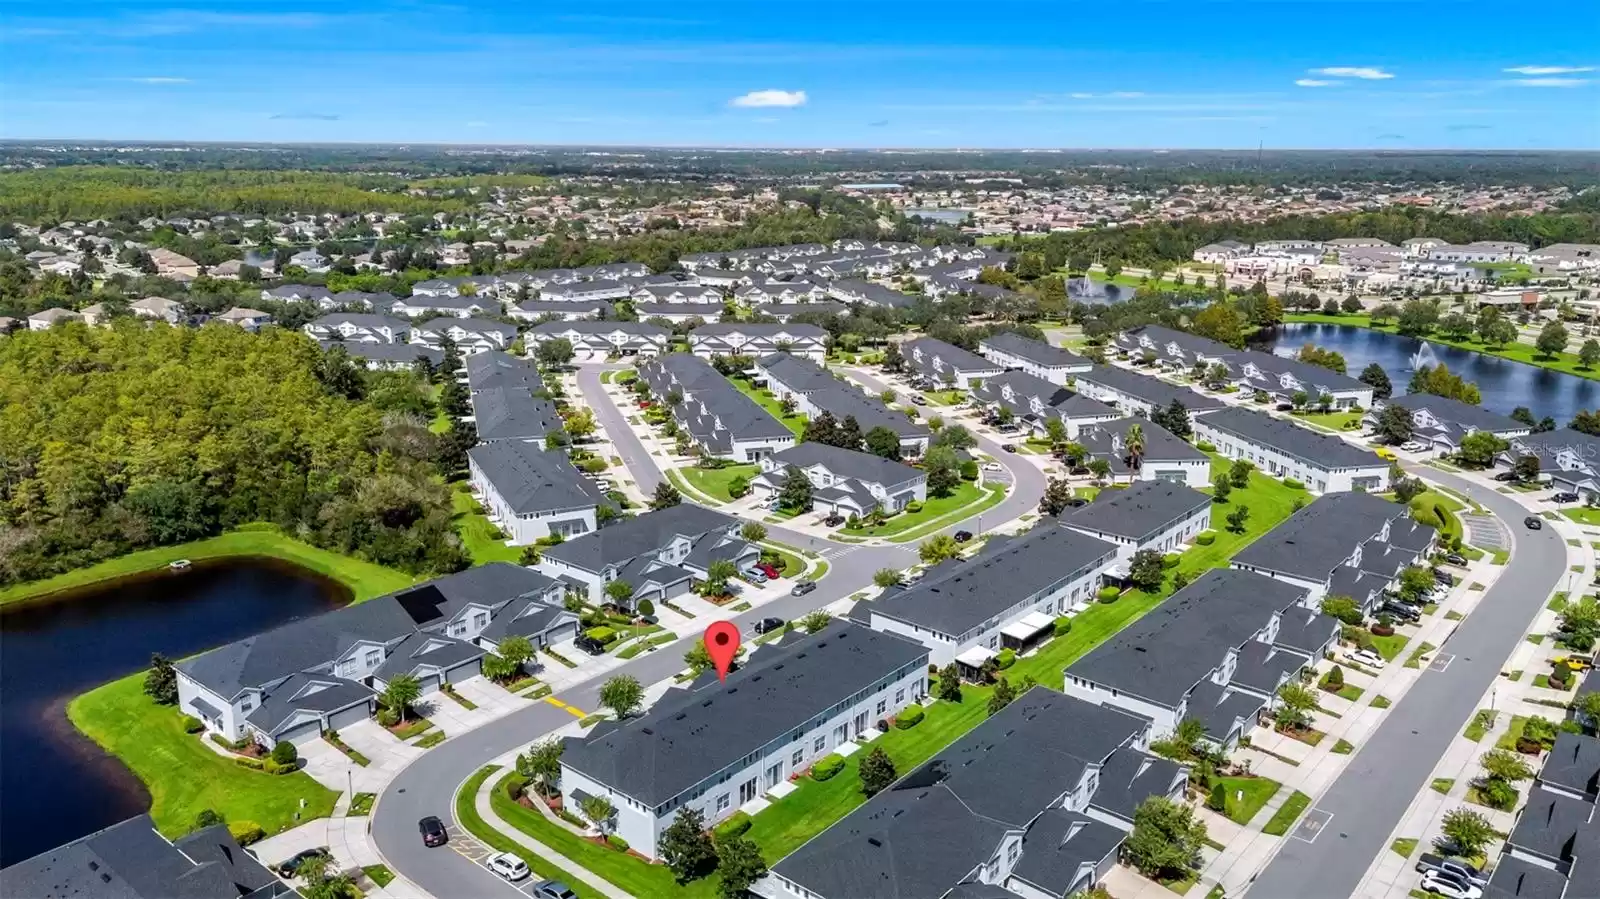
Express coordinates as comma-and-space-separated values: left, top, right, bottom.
954, 530, 973, 542
1381, 601, 1421, 623
574, 634, 608, 656
1443, 552, 1468, 566
1431, 568, 1454, 584
276, 849, 331, 878
419, 816, 448, 847
822, 514, 845, 527
1492, 471, 1517, 482
753, 617, 785, 635
1553, 492, 1580, 503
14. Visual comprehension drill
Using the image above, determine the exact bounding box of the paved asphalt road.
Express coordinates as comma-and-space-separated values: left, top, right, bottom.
1246, 467, 1566, 899
370, 362, 1044, 898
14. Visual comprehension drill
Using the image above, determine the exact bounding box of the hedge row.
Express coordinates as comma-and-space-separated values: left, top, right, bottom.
812, 754, 846, 781
714, 811, 753, 842
1195, 531, 1217, 546
895, 706, 925, 729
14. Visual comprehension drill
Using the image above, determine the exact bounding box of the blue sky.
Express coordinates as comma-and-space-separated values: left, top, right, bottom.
3, 1, 1596, 149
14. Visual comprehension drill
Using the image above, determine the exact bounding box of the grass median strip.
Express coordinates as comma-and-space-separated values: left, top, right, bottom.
454, 766, 604, 899
1261, 791, 1312, 837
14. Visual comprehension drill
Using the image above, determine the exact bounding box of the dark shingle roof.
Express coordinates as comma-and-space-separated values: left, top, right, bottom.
320, 341, 442, 367
1066, 569, 1309, 707
1, 816, 280, 899
465, 351, 543, 394
177, 597, 417, 698
971, 370, 1117, 423
468, 442, 608, 516
1199, 407, 1385, 469
1010, 809, 1124, 895
390, 562, 560, 627
470, 385, 562, 441
541, 504, 737, 573
245, 673, 373, 734
374, 631, 484, 680
871, 526, 1117, 636
1508, 784, 1596, 862
1538, 732, 1600, 798
560, 622, 928, 806
1232, 492, 1423, 581
1386, 393, 1525, 436
979, 331, 1090, 369
1063, 479, 1210, 542
1484, 854, 1571, 899
1076, 417, 1207, 469
902, 337, 1002, 378
1075, 365, 1225, 411
763, 442, 923, 489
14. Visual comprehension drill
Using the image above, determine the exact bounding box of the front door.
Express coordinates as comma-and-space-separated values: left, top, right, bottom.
855, 711, 869, 735
835, 722, 849, 743
738, 777, 759, 804
766, 762, 783, 789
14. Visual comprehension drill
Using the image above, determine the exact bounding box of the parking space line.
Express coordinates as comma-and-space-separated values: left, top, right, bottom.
543, 696, 588, 718
1292, 808, 1333, 844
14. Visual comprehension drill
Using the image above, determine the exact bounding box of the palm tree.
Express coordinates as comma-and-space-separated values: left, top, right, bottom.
579, 794, 616, 838
704, 559, 738, 597
1124, 423, 1145, 482
381, 674, 423, 724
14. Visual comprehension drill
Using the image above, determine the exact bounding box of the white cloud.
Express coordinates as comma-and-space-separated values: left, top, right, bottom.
1310, 66, 1394, 80
1108, 91, 1145, 98
1069, 92, 1094, 99
729, 89, 807, 108
128, 76, 190, 84
1510, 77, 1590, 87
1504, 65, 1594, 75
1295, 78, 1336, 87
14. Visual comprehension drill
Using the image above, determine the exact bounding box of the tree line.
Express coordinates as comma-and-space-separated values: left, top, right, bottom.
0, 322, 469, 586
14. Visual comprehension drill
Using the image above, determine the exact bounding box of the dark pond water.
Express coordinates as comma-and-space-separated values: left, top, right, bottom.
1252, 322, 1600, 425
0, 561, 346, 866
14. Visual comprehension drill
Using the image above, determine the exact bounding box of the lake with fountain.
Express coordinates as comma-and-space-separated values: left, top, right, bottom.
1251, 322, 1600, 424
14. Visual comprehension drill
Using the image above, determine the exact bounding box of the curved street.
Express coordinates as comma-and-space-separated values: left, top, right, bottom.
370, 362, 1048, 898
1245, 465, 1566, 899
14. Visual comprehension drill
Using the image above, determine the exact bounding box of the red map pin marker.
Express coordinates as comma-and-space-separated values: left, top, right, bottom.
703, 621, 741, 682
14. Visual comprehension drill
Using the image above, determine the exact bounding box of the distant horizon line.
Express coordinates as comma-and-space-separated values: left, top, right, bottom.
1, 137, 1596, 155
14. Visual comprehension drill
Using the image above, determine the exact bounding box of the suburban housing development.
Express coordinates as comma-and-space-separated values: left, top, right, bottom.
750, 442, 927, 517
535, 503, 758, 608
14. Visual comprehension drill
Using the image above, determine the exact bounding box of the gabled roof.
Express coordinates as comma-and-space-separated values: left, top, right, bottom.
464, 351, 542, 393
178, 596, 417, 698
1232, 492, 1427, 582
390, 562, 561, 628
1075, 365, 1225, 411
246, 673, 373, 734
470, 385, 562, 441
374, 631, 484, 680
415, 316, 515, 339
902, 337, 1002, 377
468, 442, 608, 516
971, 370, 1117, 423
1539, 732, 1600, 799
979, 331, 1090, 369
541, 504, 737, 573
871, 525, 1117, 636
561, 622, 927, 807
1076, 417, 1207, 467
1063, 479, 1211, 542
1066, 569, 1309, 707
0, 815, 281, 899
1385, 393, 1526, 435
1199, 407, 1385, 469
764, 442, 924, 489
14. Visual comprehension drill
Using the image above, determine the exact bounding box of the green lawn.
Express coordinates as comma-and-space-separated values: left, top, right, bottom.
1372, 695, 1393, 709
0, 523, 418, 607
679, 464, 759, 503
362, 865, 395, 888
482, 690, 994, 898
456, 767, 605, 899
1185, 457, 1310, 572
886, 483, 1009, 543
1261, 791, 1313, 836
1391, 838, 1419, 859
1292, 410, 1364, 432
1495, 715, 1532, 751
68, 674, 337, 841
451, 489, 524, 565
1212, 776, 1282, 825
1464, 709, 1497, 742
730, 379, 806, 437
1561, 507, 1600, 525
841, 481, 985, 538
1282, 312, 1600, 382
1371, 633, 1412, 662
1431, 778, 1456, 795
1411, 491, 1465, 546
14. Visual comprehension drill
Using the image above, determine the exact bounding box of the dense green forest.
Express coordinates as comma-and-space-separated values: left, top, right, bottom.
994, 207, 1600, 267
0, 168, 470, 221
0, 323, 465, 586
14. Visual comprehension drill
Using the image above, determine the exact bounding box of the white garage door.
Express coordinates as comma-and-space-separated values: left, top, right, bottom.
444, 658, 482, 683
541, 622, 577, 647
277, 718, 323, 746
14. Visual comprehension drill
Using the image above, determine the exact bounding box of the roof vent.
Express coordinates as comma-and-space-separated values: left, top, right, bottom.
867, 837, 883, 847
641, 728, 654, 735
675, 713, 687, 721
701, 699, 714, 707
101, 874, 113, 884
727, 687, 738, 694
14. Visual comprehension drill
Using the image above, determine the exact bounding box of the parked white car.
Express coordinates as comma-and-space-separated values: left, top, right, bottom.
487, 852, 530, 881
1344, 648, 1385, 669
982, 462, 1003, 472
1420, 870, 1482, 899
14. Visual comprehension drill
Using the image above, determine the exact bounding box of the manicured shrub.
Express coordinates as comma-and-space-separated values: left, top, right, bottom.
636, 598, 655, 618
811, 754, 846, 781
585, 626, 617, 644
1284, 478, 1304, 490
1195, 531, 1217, 546
580, 458, 608, 474
1208, 785, 1227, 812
1370, 623, 1395, 637
194, 809, 225, 829
1162, 554, 1181, 569
229, 821, 265, 846
263, 760, 298, 776
505, 776, 528, 801
960, 460, 979, 481
894, 706, 925, 729
1053, 616, 1073, 637
607, 835, 630, 852
181, 715, 204, 734
905, 500, 924, 513
233, 757, 265, 771
995, 649, 1017, 670
1196, 441, 1217, 452
377, 708, 400, 727
270, 741, 298, 765
713, 811, 753, 842
1097, 585, 1122, 603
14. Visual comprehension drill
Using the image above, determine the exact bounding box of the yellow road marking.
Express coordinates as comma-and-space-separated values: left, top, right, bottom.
542, 697, 587, 718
